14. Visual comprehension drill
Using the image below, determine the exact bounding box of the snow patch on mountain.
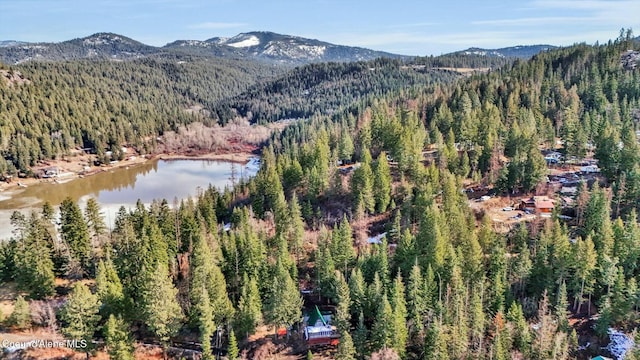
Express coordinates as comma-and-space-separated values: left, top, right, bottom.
182, 40, 210, 47
227, 35, 260, 48
298, 45, 326, 58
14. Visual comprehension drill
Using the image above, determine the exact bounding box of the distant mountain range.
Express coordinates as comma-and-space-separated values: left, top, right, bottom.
0, 32, 406, 65
451, 45, 558, 58
0, 32, 564, 66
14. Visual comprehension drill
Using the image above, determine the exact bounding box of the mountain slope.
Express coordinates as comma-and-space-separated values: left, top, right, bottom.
0, 31, 406, 65
211, 58, 458, 124
165, 31, 407, 64
0, 33, 159, 64
452, 44, 557, 58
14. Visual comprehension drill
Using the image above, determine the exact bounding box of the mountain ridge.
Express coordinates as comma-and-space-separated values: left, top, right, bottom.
0, 31, 406, 65
451, 44, 558, 58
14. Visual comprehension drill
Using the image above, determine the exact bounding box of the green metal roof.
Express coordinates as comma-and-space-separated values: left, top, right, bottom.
306, 305, 328, 327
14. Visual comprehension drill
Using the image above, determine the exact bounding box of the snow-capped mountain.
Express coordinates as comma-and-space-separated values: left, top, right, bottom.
0, 31, 405, 65
167, 31, 406, 64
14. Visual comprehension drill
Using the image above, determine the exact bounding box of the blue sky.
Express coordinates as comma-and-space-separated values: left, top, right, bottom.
0, 0, 638, 55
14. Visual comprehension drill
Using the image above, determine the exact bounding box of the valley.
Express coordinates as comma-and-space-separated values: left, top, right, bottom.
0, 26, 639, 360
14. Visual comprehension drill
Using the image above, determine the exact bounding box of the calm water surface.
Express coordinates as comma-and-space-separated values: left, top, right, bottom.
0, 159, 259, 240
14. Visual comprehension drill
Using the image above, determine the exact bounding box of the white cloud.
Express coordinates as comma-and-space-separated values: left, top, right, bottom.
189, 22, 247, 30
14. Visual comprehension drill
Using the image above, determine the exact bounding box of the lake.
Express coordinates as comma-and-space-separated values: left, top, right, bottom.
0, 158, 260, 240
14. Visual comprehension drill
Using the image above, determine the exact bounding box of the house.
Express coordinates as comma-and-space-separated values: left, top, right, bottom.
520, 196, 555, 216
304, 306, 339, 346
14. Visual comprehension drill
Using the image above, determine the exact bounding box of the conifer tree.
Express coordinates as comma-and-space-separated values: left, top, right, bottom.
104, 314, 134, 360
95, 257, 124, 318
288, 192, 305, 263
373, 151, 392, 213
334, 271, 352, 333
316, 230, 336, 299
372, 294, 394, 351
8, 295, 31, 330
461, 232, 483, 283
331, 215, 356, 274
532, 291, 556, 359
351, 147, 375, 213
354, 311, 368, 359
265, 266, 302, 338
84, 197, 106, 243
573, 236, 597, 313
338, 129, 355, 162
228, 329, 239, 360
190, 233, 234, 326
469, 289, 485, 355
407, 263, 427, 338
390, 273, 408, 357
194, 285, 215, 360
60, 283, 101, 356
141, 264, 183, 352
13, 218, 55, 299
417, 204, 446, 272
235, 274, 262, 339
424, 322, 450, 360
610, 267, 629, 322
556, 281, 570, 332
337, 330, 357, 360
59, 197, 92, 272
394, 228, 416, 278
348, 268, 366, 318
506, 302, 530, 355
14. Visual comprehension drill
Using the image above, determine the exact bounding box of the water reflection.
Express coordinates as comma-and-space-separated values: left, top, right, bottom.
0, 159, 258, 240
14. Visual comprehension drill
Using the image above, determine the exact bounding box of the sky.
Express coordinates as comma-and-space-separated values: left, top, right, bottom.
0, 0, 638, 56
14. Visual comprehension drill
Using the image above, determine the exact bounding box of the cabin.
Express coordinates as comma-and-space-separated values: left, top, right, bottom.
520, 196, 555, 217
304, 306, 339, 346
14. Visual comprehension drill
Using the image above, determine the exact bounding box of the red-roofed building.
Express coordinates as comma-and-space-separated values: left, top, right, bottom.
520, 196, 555, 217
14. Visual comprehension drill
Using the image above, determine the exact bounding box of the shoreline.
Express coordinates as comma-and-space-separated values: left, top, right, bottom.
0, 150, 258, 193
154, 151, 255, 163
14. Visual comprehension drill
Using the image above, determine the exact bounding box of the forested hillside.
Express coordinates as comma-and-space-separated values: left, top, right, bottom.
212, 58, 459, 124
1, 31, 640, 360
0, 56, 463, 177
0, 56, 282, 175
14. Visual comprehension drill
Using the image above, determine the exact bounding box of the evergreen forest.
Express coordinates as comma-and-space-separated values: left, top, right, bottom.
1, 30, 640, 359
